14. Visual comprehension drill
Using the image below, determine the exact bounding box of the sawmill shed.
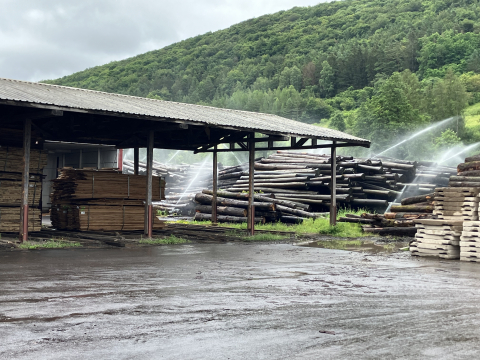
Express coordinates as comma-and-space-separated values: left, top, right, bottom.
0, 77, 370, 241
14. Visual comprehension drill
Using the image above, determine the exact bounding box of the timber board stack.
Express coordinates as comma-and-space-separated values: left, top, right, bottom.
51, 169, 166, 231
450, 154, 480, 262
0, 147, 47, 232
409, 187, 478, 259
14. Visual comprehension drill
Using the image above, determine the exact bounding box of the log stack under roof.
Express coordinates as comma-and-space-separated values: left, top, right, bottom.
0, 147, 47, 232
50, 169, 166, 231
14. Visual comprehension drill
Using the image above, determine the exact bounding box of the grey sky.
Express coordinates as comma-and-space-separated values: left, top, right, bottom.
0, 0, 324, 82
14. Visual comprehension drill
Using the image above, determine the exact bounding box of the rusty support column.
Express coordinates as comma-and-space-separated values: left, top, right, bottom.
330, 142, 337, 226
20, 119, 31, 242
145, 132, 154, 237
118, 149, 123, 172
212, 145, 218, 225
134, 147, 139, 175
247, 133, 255, 235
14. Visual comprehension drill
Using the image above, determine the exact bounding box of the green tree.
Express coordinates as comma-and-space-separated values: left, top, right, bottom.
319, 61, 335, 98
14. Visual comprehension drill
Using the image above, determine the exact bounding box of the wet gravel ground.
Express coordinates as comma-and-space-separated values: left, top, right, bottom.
1, 243, 480, 360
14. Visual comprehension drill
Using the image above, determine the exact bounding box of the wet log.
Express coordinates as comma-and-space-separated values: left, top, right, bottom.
465, 155, 480, 163
380, 161, 416, 170
232, 182, 307, 189
194, 213, 265, 224
202, 189, 274, 199
384, 212, 431, 219
363, 189, 396, 199
362, 227, 417, 236
195, 205, 247, 217
194, 193, 275, 210
357, 164, 383, 173
390, 204, 433, 213
457, 170, 480, 177
219, 171, 245, 180
280, 215, 305, 224
254, 163, 308, 171
276, 205, 318, 218
343, 173, 365, 180
338, 217, 376, 224
227, 187, 317, 195
275, 196, 324, 205
235, 177, 309, 183
351, 199, 388, 206
449, 181, 480, 188
201, 190, 305, 210
450, 176, 480, 182
400, 193, 434, 206
458, 161, 480, 172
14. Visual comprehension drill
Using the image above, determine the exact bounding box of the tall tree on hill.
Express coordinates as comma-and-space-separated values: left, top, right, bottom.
319, 61, 335, 98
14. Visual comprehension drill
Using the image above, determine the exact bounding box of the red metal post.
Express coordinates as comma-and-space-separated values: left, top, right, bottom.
118, 149, 123, 172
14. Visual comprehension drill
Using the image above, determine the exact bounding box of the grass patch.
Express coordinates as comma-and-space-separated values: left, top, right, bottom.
139, 235, 189, 245
18, 239, 82, 250
464, 102, 480, 139
173, 208, 368, 238
228, 231, 292, 241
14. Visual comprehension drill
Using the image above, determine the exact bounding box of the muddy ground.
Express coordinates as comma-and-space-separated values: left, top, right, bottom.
1, 241, 480, 359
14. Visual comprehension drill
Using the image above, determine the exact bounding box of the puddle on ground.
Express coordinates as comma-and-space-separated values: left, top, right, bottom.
301, 240, 408, 254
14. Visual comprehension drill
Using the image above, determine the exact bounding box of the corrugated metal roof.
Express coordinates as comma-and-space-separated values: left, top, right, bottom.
0, 78, 369, 145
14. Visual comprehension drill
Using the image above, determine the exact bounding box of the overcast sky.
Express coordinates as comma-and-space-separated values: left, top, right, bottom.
0, 0, 325, 82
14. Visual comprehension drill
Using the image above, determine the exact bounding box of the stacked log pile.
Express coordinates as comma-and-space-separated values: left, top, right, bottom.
193, 190, 321, 224
222, 151, 455, 212
50, 169, 165, 231
338, 192, 434, 236
124, 159, 216, 215
0, 147, 47, 232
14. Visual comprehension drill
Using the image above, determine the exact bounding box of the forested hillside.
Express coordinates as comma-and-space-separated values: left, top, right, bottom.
45, 0, 480, 158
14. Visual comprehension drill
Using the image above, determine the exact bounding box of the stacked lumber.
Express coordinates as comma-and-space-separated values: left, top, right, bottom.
410, 219, 462, 259
409, 187, 479, 259
0, 146, 47, 173
51, 169, 165, 231
0, 147, 47, 232
52, 169, 165, 201
460, 221, 480, 262
0, 207, 41, 232
51, 203, 165, 231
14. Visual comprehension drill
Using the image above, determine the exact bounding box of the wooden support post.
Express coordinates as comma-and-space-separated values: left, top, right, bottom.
145, 132, 154, 237
330, 142, 337, 226
248, 133, 255, 235
212, 145, 218, 225
97, 148, 101, 169
79, 149, 83, 169
20, 119, 31, 242
134, 147, 139, 175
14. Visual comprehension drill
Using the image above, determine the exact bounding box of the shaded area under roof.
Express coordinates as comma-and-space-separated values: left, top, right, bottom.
0, 78, 370, 151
